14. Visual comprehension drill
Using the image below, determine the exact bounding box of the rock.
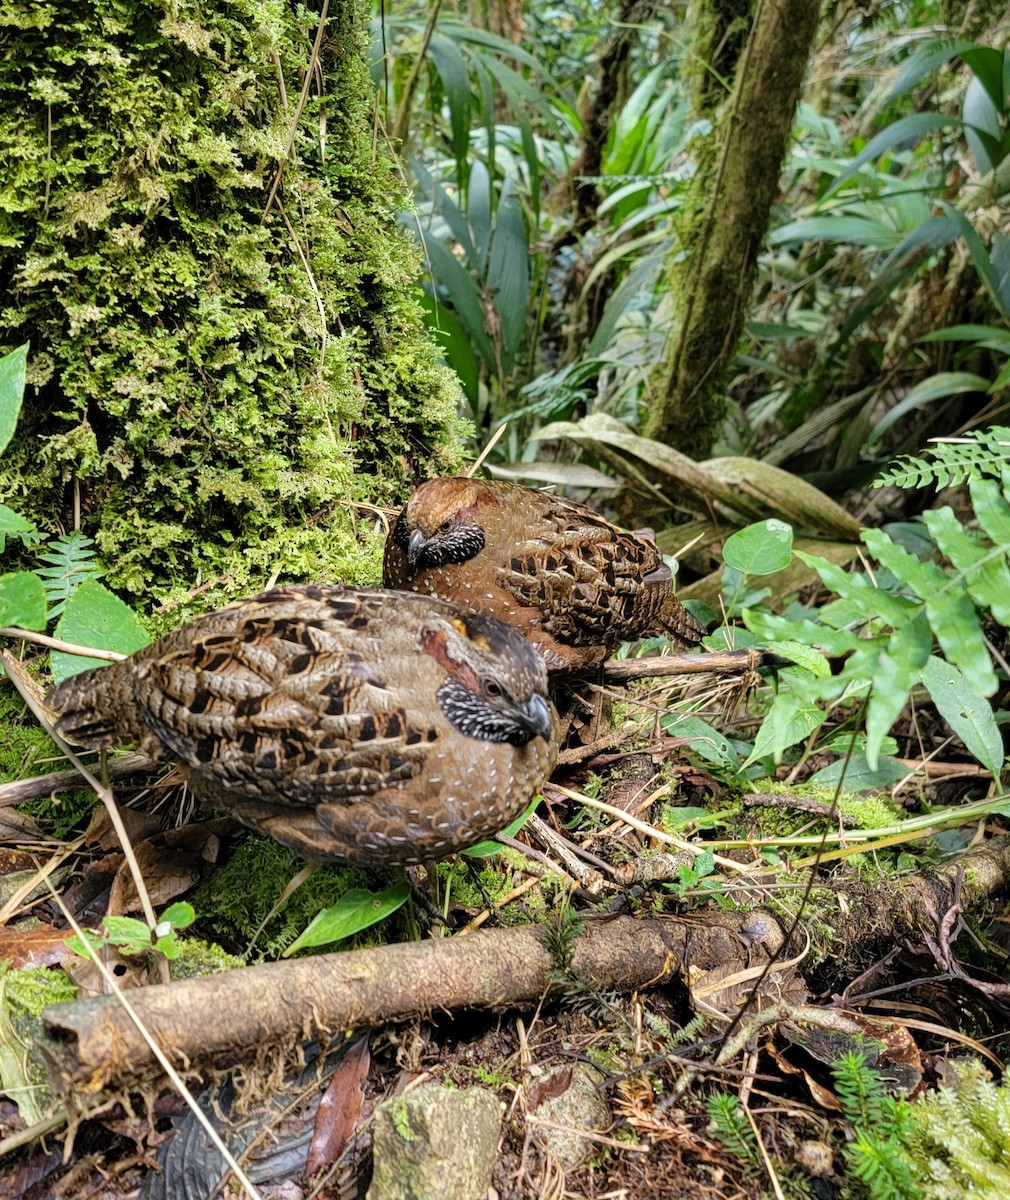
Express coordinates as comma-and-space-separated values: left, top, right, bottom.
367, 1083, 502, 1200
528, 1063, 609, 1170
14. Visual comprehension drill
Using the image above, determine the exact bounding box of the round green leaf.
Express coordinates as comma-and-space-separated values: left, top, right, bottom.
723, 520, 794, 576
0, 571, 46, 631
50, 579, 151, 682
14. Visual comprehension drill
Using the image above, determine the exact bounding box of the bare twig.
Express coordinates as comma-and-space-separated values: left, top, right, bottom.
0, 752, 156, 809
0, 626, 125, 661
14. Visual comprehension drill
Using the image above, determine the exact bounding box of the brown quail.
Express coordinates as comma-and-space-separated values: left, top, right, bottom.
45, 586, 558, 865
383, 477, 705, 671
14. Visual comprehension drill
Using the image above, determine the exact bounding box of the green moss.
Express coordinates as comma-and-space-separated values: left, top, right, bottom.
194, 834, 390, 957
0, 0, 467, 605
900, 1060, 1010, 1197
4, 964, 77, 1015
2, 964, 78, 1121
169, 937, 244, 980
0, 686, 59, 784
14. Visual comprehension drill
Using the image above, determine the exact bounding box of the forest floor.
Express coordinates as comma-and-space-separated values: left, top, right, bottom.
3, 639, 1008, 1200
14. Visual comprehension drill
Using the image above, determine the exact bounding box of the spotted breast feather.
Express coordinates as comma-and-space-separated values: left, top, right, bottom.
46, 586, 558, 864
383, 477, 705, 671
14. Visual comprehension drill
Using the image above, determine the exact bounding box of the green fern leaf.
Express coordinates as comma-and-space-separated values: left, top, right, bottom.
35, 531, 104, 617
924, 506, 1010, 625
865, 613, 932, 769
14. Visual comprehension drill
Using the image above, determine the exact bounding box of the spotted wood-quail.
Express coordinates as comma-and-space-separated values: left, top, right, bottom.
46, 585, 558, 864
383, 477, 705, 671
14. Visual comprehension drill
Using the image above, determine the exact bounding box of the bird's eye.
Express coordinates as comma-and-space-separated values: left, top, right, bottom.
484, 679, 503, 698
438, 519, 453, 532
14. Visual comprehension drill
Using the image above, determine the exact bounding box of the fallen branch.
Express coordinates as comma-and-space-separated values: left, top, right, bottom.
39, 834, 1010, 1095
40, 912, 783, 1092
0, 753, 156, 808
601, 647, 767, 682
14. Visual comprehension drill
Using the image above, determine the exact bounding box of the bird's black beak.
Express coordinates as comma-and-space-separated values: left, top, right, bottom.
407, 529, 427, 566
519, 694, 553, 743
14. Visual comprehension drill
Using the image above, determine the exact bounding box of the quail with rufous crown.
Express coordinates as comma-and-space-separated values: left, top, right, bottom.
46, 585, 558, 864
384, 477, 705, 672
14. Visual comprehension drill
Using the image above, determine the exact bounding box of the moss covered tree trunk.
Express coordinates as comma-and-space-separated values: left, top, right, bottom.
643, 0, 820, 458
0, 0, 466, 605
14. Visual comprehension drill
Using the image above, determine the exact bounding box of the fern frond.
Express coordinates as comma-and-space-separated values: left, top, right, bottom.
706, 1092, 760, 1166
875, 426, 1010, 490
35, 530, 104, 616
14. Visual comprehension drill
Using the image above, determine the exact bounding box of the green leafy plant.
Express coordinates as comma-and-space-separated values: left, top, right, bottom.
901, 1059, 1010, 1198
831, 1051, 922, 1200
739, 476, 1010, 782
35, 531, 104, 618
706, 1092, 762, 1169
67, 902, 196, 963
282, 880, 411, 957
876, 421, 1010, 489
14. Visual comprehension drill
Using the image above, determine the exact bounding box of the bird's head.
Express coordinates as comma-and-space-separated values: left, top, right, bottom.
391, 477, 490, 574
422, 610, 555, 748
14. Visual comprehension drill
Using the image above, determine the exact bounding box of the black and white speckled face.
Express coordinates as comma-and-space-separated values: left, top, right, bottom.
392, 507, 486, 574
427, 610, 553, 747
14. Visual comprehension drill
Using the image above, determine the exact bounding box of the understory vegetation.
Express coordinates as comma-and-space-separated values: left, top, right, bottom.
4, 1, 1010, 1198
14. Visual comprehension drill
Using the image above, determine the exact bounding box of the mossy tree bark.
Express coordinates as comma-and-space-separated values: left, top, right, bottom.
0, 1, 466, 606
643, 0, 821, 458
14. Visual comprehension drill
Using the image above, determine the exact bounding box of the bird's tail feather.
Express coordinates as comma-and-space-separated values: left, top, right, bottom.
46, 665, 134, 750
660, 596, 706, 647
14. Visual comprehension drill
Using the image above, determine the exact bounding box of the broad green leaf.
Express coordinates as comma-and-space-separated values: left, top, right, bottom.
919, 323, 1010, 350
0, 343, 27, 456
766, 640, 831, 676
403, 215, 496, 368
741, 607, 860, 657
868, 373, 991, 447
0, 571, 46, 631
817, 588, 919, 631
723, 520, 793, 576
282, 881, 410, 956
463, 795, 541, 857
937, 202, 1010, 319
961, 45, 1008, 122
924, 581, 995, 698
969, 476, 1010, 546
467, 160, 493, 270
794, 549, 867, 595
921, 655, 1004, 782
419, 290, 480, 411
865, 613, 932, 769
888, 37, 980, 101
487, 179, 528, 372
770, 216, 906, 249
745, 689, 825, 766
158, 902, 195, 930
0, 503, 37, 554
661, 714, 742, 771
426, 32, 472, 167
923, 506, 1010, 625
51, 579, 151, 682
861, 527, 945, 599
808, 754, 911, 790
823, 112, 953, 200
103, 915, 153, 949
820, 732, 899, 757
